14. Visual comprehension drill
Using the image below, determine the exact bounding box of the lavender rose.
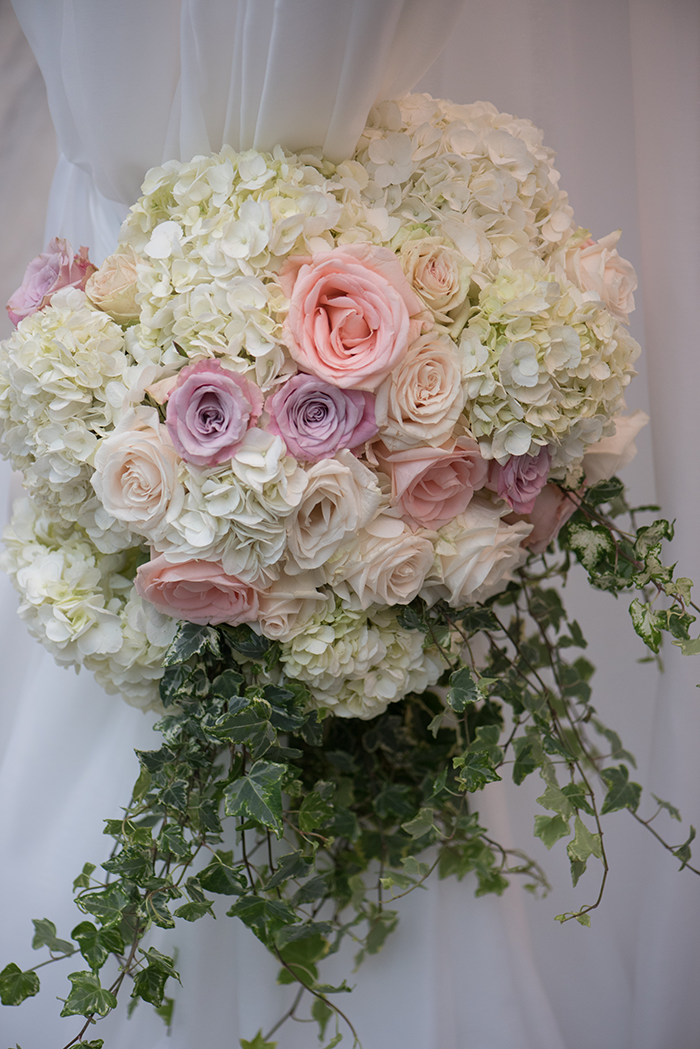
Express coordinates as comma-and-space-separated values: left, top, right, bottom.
267, 373, 378, 461
166, 361, 263, 466
6, 237, 96, 326
496, 445, 551, 514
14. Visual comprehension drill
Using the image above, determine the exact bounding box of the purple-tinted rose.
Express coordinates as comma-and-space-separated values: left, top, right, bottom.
496, 445, 551, 514
166, 361, 263, 466
6, 238, 96, 326
266, 373, 378, 461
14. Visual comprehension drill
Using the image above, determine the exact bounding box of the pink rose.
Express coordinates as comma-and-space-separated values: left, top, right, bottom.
135, 555, 260, 626
514, 483, 579, 554
280, 244, 424, 391
378, 437, 489, 530
495, 445, 551, 515
567, 231, 637, 324
6, 237, 96, 326
266, 373, 377, 461
166, 361, 263, 466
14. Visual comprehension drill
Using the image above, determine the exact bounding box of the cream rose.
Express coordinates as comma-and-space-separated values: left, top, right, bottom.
422, 499, 532, 607
581, 409, 648, 485
399, 234, 471, 322
86, 246, 141, 324
254, 570, 333, 642
374, 332, 467, 450
285, 450, 382, 574
337, 512, 435, 609
92, 406, 183, 538
566, 231, 637, 324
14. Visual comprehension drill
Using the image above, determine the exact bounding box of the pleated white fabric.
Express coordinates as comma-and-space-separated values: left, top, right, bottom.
1, 0, 699, 1046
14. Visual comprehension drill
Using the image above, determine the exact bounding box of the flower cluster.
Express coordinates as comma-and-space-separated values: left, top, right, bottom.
0, 94, 641, 716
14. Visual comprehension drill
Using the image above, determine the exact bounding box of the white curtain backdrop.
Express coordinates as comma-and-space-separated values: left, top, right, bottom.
0, 1, 699, 1047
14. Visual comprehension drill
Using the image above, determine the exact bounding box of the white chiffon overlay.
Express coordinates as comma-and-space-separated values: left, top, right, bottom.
1, 1, 700, 1047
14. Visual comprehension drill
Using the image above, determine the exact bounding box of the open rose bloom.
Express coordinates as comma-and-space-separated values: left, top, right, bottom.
0, 94, 644, 716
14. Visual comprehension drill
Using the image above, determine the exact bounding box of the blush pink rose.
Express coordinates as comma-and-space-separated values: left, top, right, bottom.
567, 231, 637, 324
135, 555, 260, 626
266, 372, 377, 461
512, 483, 579, 554
280, 244, 424, 391
379, 437, 489, 530
166, 361, 263, 466
7, 237, 96, 326
495, 445, 551, 515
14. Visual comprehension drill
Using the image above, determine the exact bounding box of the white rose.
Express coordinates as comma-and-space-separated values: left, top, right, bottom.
374, 332, 467, 450
582, 409, 648, 485
336, 512, 436, 609
285, 451, 382, 574
421, 498, 531, 608
92, 406, 184, 537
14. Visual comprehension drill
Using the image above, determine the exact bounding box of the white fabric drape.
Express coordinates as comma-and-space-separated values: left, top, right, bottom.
1, 0, 699, 1047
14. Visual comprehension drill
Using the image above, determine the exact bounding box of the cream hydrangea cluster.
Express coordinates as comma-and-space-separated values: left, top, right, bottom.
0, 93, 642, 717
280, 602, 443, 720
1, 499, 175, 709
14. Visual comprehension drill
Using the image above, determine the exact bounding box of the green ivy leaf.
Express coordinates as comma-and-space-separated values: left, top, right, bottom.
224, 760, 286, 836
227, 897, 297, 946
71, 922, 125, 971
537, 784, 575, 820
674, 826, 696, 870
240, 1032, 277, 1049
566, 816, 603, 864
298, 789, 335, 832
534, 814, 570, 849
401, 806, 439, 839
164, 622, 221, 665
31, 918, 74, 956
600, 765, 642, 814
651, 794, 682, 822
566, 521, 615, 572
629, 599, 664, 653
446, 666, 479, 712
198, 851, 248, 895
312, 997, 334, 1041
372, 783, 416, 820
453, 751, 502, 792
59, 971, 118, 1018
174, 901, 215, 922
72, 862, 96, 893
0, 963, 40, 1006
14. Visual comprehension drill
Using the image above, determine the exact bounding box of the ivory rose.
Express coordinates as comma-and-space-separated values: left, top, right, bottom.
280, 244, 424, 390
495, 445, 551, 514
566, 230, 637, 323
378, 437, 488, 529
336, 512, 436, 609
374, 331, 466, 449
86, 246, 141, 324
285, 450, 382, 573
7, 238, 96, 326
398, 234, 471, 322
92, 406, 183, 537
422, 499, 532, 607
266, 373, 377, 461
135, 555, 260, 625
582, 409, 648, 485
166, 360, 263, 466
254, 570, 333, 642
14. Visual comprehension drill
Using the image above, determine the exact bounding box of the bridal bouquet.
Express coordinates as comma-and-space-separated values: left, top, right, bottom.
1, 95, 696, 1047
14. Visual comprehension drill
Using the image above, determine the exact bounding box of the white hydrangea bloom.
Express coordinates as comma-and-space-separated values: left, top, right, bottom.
280, 603, 444, 719
2, 498, 174, 710
0, 289, 135, 527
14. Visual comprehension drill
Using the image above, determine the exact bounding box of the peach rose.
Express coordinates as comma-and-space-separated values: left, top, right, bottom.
378, 437, 488, 529
374, 331, 466, 449
582, 409, 648, 485
86, 246, 141, 324
567, 231, 637, 324
135, 555, 260, 626
516, 483, 579, 554
280, 244, 424, 391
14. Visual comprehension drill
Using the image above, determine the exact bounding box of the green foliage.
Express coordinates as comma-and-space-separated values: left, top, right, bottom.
4, 474, 698, 1045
